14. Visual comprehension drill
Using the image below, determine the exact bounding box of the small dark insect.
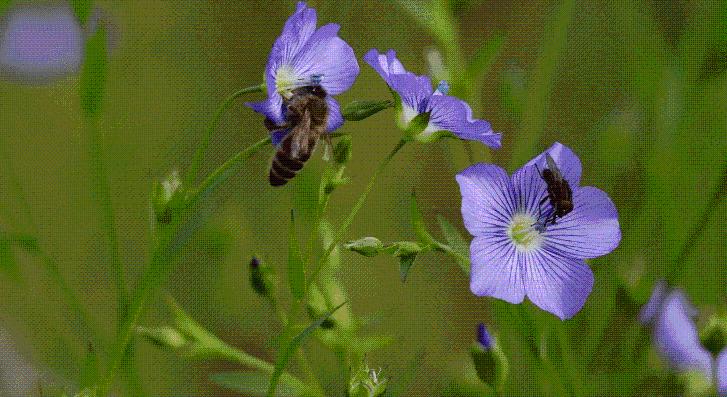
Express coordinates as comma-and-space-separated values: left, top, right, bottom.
537, 153, 573, 226
265, 84, 328, 187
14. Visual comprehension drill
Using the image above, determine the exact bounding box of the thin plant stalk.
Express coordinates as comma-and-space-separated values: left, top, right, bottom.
307, 139, 407, 289
184, 84, 265, 187
87, 115, 127, 327
98, 136, 270, 396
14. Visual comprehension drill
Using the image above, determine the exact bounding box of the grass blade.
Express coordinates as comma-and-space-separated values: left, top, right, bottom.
288, 210, 305, 300
267, 302, 347, 397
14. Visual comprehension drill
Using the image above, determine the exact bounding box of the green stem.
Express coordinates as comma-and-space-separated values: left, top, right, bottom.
307, 139, 407, 288
186, 136, 271, 209
431, 239, 470, 268
98, 137, 270, 396
666, 161, 726, 283
184, 84, 265, 187
214, 342, 316, 396
87, 115, 127, 327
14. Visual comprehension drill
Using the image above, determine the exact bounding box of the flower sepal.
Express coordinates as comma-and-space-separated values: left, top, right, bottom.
470, 325, 508, 392
700, 314, 727, 357
401, 112, 431, 141
343, 100, 393, 121
348, 361, 388, 397
249, 256, 276, 298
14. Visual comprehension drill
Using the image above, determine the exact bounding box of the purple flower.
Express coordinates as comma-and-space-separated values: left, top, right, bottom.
642, 284, 727, 395
639, 279, 669, 325
364, 49, 501, 148
245, 2, 359, 145
0, 4, 116, 84
477, 323, 493, 350
456, 142, 621, 320
0, 5, 83, 82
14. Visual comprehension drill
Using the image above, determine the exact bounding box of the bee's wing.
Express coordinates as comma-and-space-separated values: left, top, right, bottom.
287, 110, 316, 161
545, 153, 564, 182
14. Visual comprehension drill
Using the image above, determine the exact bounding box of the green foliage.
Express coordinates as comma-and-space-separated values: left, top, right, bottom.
210, 372, 299, 397
287, 211, 306, 300
80, 27, 107, 117
0, 0, 12, 16
343, 100, 393, 121
408, 192, 436, 246
79, 344, 99, 389
267, 302, 347, 397
436, 215, 470, 275
70, 0, 92, 24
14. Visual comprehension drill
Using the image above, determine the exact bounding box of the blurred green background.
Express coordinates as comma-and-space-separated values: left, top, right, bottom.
0, 0, 725, 395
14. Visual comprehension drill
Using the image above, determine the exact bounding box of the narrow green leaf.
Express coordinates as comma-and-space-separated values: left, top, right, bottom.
79, 343, 99, 388
79, 26, 107, 117
210, 372, 298, 397
267, 301, 347, 397
409, 192, 435, 246
70, 0, 92, 24
287, 211, 305, 300
436, 215, 470, 274
464, 33, 506, 86
398, 253, 417, 283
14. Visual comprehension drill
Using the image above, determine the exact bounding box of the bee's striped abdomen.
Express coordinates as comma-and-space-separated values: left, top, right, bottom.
269, 149, 307, 186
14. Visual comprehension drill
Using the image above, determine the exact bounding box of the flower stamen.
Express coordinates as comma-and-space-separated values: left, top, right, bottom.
507, 213, 543, 252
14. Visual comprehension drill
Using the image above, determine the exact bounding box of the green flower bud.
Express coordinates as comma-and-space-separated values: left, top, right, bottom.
249, 256, 275, 297
343, 100, 392, 121
137, 326, 188, 351
333, 136, 353, 165
344, 237, 384, 257
470, 326, 508, 393
152, 170, 182, 224
348, 362, 387, 397
700, 314, 727, 357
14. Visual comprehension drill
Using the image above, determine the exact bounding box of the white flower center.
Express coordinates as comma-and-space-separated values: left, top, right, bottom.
507, 213, 543, 252
275, 65, 297, 98
399, 105, 419, 128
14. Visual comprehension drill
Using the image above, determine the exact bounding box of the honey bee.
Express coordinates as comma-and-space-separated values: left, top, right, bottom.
537, 153, 574, 226
265, 83, 328, 187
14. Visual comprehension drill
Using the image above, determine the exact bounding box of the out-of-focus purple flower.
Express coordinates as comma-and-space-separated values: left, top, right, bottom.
245, 2, 359, 143
477, 323, 492, 350
456, 142, 621, 320
364, 49, 501, 148
643, 285, 727, 395
0, 5, 82, 82
718, 349, 727, 396
639, 279, 669, 325
653, 290, 713, 377
0, 4, 116, 84
0, 4, 119, 84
